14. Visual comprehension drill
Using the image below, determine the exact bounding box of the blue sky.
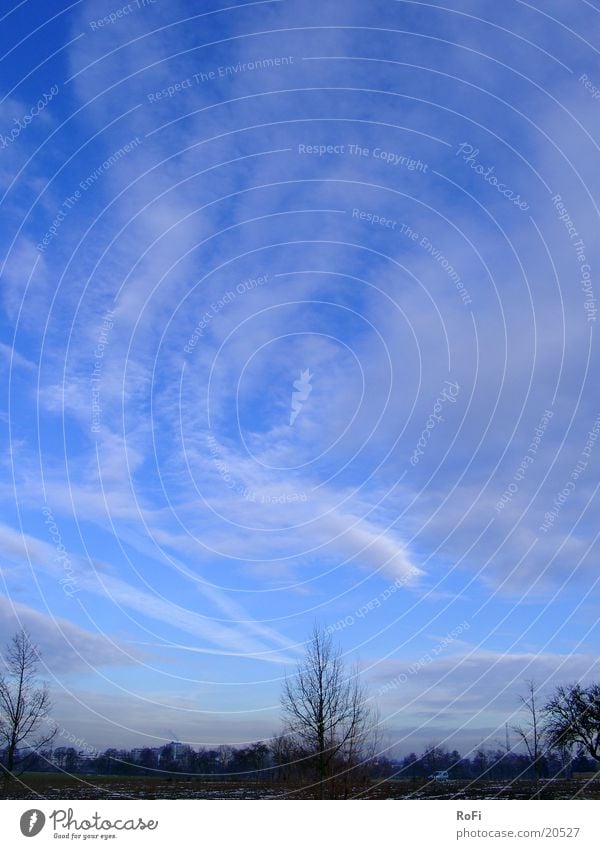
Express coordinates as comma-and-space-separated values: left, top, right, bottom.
1, 0, 599, 756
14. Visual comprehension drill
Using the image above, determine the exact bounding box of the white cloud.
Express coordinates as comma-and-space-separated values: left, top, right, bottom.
0, 594, 137, 675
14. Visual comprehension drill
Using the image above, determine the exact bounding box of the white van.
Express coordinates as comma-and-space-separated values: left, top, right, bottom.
429, 770, 450, 781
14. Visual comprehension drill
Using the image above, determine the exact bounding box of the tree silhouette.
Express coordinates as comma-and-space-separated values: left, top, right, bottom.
544, 683, 600, 763
0, 630, 56, 788
281, 625, 376, 797
512, 679, 547, 780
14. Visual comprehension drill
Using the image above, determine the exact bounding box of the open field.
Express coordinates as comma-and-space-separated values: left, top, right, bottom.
3, 774, 600, 800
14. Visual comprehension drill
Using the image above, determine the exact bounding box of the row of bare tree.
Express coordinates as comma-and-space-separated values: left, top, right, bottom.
2, 627, 600, 796
278, 633, 600, 793
511, 678, 600, 780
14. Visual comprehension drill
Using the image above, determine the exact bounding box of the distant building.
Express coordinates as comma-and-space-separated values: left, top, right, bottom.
171, 742, 188, 761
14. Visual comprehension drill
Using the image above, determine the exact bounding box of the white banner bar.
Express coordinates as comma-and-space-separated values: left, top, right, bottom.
0, 800, 598, 848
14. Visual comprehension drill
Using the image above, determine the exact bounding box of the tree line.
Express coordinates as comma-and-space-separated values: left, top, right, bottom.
2, 627, 600, 796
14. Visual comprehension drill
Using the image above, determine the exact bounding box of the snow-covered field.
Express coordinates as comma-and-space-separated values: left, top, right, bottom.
4, 776, 600, 800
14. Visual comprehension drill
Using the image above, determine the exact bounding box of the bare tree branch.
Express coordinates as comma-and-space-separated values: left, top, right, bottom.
544, 683, 600, 762
280, 625, 377, 797
0, 630, 56, 788
511, 679, 547, 781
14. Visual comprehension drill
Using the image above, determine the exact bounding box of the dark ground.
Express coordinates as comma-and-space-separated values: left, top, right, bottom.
2, 773, 600, 800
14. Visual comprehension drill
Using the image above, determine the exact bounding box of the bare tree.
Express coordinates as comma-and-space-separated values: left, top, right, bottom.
269, 732, 295, 781
512, 679, 546, 780
0, 630, 55, 787
544, 683, 600, 763
280, 625, 377, 797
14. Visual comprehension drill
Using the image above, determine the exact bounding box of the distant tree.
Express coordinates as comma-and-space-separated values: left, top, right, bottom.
281, 625, 377, 797
176, 744, 195, 772
52, 746, 68, 769
0, 630, 55, 788
217, 744, 233, 774
102, 748, 120, 775
422, 743, 451, 776
558, 742, 576, 777
63, 747, 80, 772
158, 744, 177, 773
28, 748, 52, 773
570, 746, 595, 774
194, 747, 220, 775
512, 680, 547, 780
229, 742, 270, 782
247, 741, 269, 781
447, 749, 469, 778
545, 747, 568, 779
398, 752, 419, 777
471, 747, 490, 778
369, 755, 394, 779
138, 747, 158, 772
450, 752, 472, 780
544, 683, 600, 763
270, 732, 305, 782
